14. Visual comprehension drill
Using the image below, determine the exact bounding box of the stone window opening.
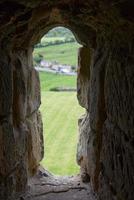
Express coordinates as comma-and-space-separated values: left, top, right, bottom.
33, 26, 85, 177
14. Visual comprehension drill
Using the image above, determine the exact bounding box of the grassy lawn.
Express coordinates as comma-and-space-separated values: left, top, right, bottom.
39, 71, 77, 91
34, 42, 80, 66
39, 72, 84, 175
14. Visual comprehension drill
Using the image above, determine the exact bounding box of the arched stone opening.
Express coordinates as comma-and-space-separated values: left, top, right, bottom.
34, 26, 84, 175
10, 14, 93, 198
0, 1, 134, 200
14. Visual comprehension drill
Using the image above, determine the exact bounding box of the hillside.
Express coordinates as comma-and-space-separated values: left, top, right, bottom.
33, 27, 81, 66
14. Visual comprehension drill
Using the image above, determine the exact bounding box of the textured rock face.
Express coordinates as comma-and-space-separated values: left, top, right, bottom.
99, 43, 134, 200
0, 47, 44, 199
12, 48, 44, 177
0, 1, 134, 200
77, 47, 91, 182
77, 47, 91, 110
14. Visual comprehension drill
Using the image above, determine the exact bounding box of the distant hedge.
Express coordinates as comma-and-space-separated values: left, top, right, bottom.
50, 87, 76, 92
35, 38, 76, 48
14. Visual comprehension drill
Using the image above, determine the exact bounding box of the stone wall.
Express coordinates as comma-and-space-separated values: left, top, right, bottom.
77, 47, 91, 182
0, 1, 134, 200
0, 46, 17, 199
12, 48, 44, 183
99, 40, 134, 200
77, 37, 134, 200
0, 47, 44, 199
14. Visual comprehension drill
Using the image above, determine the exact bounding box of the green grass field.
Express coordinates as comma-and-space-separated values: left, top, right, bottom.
34, 42, 80, 66
39, 72, 84, 175
39, 71, 76, 91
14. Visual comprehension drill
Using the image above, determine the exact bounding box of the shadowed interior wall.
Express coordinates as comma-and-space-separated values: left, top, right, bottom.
0, 1, 134, 200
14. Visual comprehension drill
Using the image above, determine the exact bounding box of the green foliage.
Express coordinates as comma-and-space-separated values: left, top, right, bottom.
34, 53, 43, 64
35, 43, 44, 48
36, 36, 76, 48
71, 66, 76, 71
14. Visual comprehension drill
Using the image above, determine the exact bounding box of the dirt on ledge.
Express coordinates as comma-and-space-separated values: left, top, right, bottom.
18, 166, 97, 200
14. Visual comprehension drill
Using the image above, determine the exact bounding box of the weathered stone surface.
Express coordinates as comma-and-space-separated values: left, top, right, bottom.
99, 42, 134, 200
77, 47, 91, 110
27, 67, 41, 116
0, 1, 134, 200
0, 47, 43, 199
12, 48, 43, 177
12, 50, 29, 124
100, 119, 134, 200
0, 121, 16, 199
27, 111, 44, 176
88, 43, 107, 191
77, 113, 91, 183
23, 168, 97, 200
77, 47, 91, 183
0, 48, 17, 199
